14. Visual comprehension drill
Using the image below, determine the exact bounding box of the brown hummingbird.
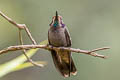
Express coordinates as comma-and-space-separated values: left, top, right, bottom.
48, 11, 77, 77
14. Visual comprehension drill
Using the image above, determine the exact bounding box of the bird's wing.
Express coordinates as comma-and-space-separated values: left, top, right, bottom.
64, 27, 71, 47
64, 27, 77, 75
48, 29, 51, 45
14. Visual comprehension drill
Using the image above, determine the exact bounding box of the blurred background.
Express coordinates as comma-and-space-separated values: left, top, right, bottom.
0, 0, 119, 80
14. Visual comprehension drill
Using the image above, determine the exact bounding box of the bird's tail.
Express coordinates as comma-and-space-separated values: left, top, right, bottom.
51, 50, 77, 77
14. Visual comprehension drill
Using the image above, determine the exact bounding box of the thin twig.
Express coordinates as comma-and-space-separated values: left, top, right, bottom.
89, 47, 110, 53
19, 29, 44, 67
0, 11, 37, 45
0, 11, 24, 29
0, 45, 110, 59
24, 26, 37, 45
0, 10, 41, 66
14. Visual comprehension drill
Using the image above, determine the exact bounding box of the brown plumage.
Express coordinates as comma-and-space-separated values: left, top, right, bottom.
48, 11, 77, 77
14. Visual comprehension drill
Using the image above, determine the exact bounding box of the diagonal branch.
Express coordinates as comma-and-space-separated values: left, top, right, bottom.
0, 10, 39, 66
0, 11, 24, 29
0, 11, 37, 45
19, 29, 44, 67
0, 45, 110, 59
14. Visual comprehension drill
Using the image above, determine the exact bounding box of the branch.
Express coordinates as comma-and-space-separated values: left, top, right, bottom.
0, 45, 110, 59
0, 11, 37, 45
0, 10, 40, 67
0, 10, 110, 59
0, 11, 24, 29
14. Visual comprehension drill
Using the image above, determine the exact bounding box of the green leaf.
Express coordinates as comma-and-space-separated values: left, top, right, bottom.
0, 40, 48, 78
12, 61, 47, 72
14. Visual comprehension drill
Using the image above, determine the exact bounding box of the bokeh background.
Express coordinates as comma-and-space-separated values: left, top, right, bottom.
0, 0, 119, 80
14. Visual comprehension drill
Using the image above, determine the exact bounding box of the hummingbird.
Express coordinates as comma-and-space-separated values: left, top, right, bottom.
48, 11, 77, 77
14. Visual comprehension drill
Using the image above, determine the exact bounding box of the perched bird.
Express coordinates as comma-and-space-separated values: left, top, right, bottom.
48, 11, 77, 77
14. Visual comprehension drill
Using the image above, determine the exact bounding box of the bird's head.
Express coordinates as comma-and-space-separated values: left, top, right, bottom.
49, 11, 65, 28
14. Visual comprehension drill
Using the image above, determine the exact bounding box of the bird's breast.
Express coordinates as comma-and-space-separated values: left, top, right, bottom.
48, 27, 67, 47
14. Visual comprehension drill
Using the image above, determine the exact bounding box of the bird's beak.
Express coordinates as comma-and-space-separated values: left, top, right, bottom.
55, 11, 58, 21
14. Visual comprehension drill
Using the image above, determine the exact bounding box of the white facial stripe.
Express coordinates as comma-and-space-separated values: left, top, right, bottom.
51, 16, 63, 27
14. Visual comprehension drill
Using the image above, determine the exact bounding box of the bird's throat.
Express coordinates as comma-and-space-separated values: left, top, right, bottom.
53, 21, 59, 27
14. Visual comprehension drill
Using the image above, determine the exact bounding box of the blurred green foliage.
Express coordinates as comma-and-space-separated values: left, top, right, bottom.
0, 40, 47, 78
0, 0, 120, 80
